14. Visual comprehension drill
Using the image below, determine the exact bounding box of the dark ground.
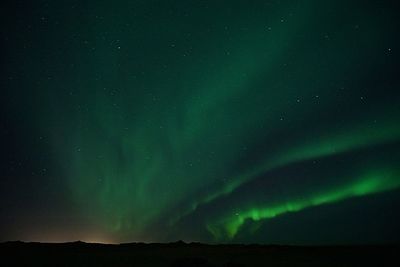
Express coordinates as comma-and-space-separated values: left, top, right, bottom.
1, 241, 398, 267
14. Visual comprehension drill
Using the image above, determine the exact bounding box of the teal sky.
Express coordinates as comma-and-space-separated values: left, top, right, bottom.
1, 0, 400, 244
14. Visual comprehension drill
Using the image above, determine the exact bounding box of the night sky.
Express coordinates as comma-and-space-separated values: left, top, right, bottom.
1, 0, 400, 245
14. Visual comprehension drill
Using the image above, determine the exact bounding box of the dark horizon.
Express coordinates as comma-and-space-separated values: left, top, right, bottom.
3, 240, 400, 246
2, 240, 399, 267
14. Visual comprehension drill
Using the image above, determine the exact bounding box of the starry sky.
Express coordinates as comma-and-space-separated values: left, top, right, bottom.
1, 0, 400, 245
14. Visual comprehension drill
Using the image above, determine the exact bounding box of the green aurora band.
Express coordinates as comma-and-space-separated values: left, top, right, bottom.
170, 115, 400, 226
206, 168, 400, 240
4, 0, 399, 243
61, 0, 399, 242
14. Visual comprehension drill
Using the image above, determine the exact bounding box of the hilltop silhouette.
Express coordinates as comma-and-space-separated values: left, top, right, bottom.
1, 240, 398, 266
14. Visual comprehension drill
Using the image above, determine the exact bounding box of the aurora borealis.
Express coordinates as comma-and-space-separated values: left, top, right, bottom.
1, 0, 400, 245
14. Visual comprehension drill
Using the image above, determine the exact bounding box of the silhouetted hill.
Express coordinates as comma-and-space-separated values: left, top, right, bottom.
1, 241, 398, 266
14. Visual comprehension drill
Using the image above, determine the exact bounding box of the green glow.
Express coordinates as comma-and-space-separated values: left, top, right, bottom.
8, 0, 398, 243
62, 1, 400, 242
208, 169, 400, 240
63, 1, 400, 241
172, 117, 400, 224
